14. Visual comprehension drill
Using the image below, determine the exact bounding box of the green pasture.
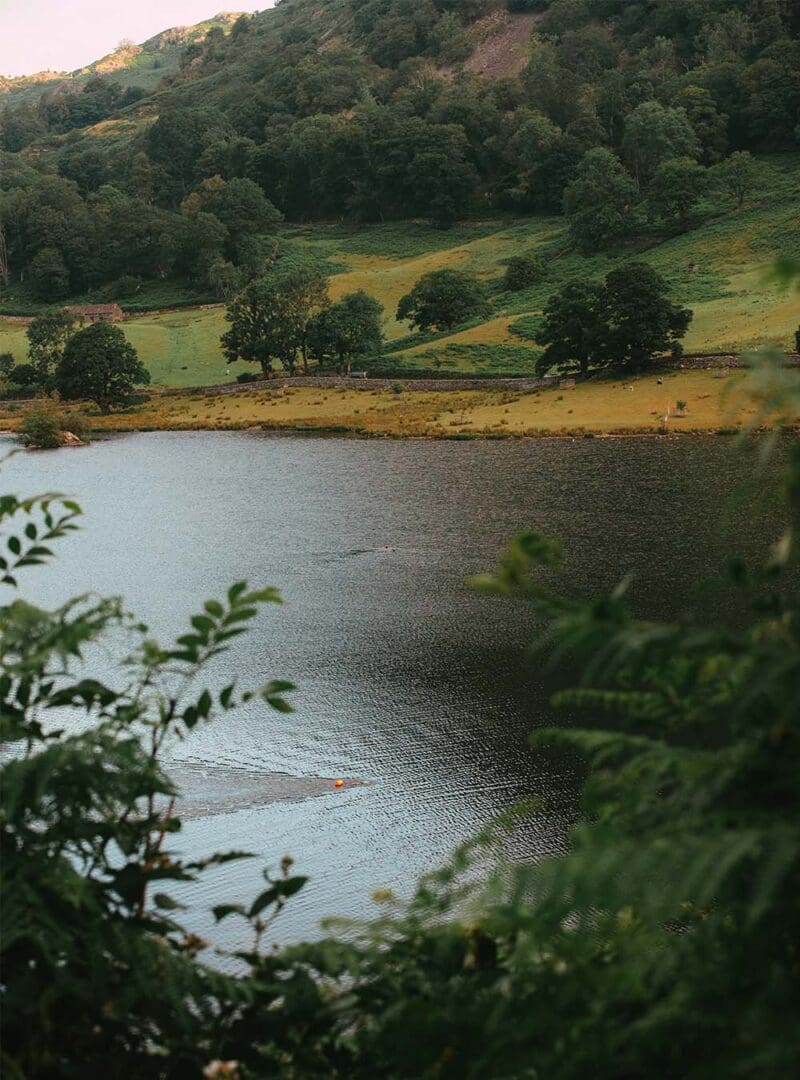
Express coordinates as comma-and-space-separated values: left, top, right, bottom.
1, 155, 797, 385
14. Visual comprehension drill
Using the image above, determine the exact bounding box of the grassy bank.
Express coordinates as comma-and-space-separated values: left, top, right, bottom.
0, 370, 776, 440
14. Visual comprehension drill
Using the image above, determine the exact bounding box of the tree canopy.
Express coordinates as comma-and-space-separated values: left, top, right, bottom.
308, 290, 384, 373
397, 268, 488, 332
56, 323, 150, 410
536, 262, 692, 373
0, 0, 796, 302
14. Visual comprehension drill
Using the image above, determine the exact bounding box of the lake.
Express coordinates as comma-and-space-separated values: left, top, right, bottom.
2, 431, 781, 950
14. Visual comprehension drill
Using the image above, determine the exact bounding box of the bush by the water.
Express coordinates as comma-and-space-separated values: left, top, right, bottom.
17, 400, 91, 448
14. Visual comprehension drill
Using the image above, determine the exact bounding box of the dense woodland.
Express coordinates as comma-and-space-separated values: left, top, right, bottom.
1, 0, 799, 304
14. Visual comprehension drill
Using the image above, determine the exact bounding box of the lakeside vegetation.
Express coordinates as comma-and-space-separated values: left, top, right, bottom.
0, 368, 786, 441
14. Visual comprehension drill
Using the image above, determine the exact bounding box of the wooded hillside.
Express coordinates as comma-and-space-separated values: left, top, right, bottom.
1, 0, 798, 307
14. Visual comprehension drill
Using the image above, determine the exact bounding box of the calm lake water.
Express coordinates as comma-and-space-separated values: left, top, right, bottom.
2, 432, 782, 949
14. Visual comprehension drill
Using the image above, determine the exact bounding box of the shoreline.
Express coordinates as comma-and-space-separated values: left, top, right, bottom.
0, 420, 768, 443
1, 368, 794, 441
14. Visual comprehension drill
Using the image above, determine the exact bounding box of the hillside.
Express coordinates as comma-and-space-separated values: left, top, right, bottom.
0, 12, 245, 107
2, 153, 797, 387
0, 0, 798, 383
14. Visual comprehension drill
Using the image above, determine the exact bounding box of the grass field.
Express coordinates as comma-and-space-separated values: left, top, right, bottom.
1, 155, 797, 386
1, 369, 780, 440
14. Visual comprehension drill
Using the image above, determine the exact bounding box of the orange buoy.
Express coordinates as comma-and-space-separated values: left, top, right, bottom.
334, 779, 345, 789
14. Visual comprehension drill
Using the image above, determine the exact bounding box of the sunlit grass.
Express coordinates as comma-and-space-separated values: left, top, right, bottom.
0, 371, 775, 440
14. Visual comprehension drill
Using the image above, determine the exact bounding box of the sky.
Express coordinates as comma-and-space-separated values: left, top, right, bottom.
0, 1, 271, 78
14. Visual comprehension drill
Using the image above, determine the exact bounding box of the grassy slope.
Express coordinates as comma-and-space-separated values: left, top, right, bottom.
1, 157, 797, 386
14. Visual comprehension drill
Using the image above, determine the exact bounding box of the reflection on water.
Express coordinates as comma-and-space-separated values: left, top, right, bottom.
3, 432, 781, 947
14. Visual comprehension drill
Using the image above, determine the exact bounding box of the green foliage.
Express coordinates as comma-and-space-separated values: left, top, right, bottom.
713, 149, 762, 207
536, 262, 692, 373
307, 290, 384, 373
56, 323, 150, 411
17, 401, 92, 449
564, 148, 639, 251
622, 101, 701, 186
0, 484, 300, 1075
17, 402, 67, 449
503, 252, 545, 291
222, 264, 330, 376
25, 310, 77, 386
1, 0, 797, 307
535, 279, 608, 374
647, 157, 709, 230
397, 268, 488, 331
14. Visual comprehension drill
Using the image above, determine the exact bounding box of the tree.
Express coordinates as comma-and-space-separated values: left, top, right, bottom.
536, 263, 692, 374
307, 291, 384, 373
221, 276, 300, 376
713, 150, 760, 208
622, 101, 701, 187
26, 310, 77, 386
504, 253, 545, 292
186, 176, 282, 254
534, 280, 608, 375
397, 269, 488, 332
270, 265, 330, 373
564, 148, 639, 251
56, 323, 150, 411
648, 157, 709, 230
675, 85, 728, 164
603, 262, 692, 370
27, 246, 70, 301
8, 362, 39, 387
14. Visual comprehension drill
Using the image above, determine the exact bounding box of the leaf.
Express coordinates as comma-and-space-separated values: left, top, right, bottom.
153, 893, 187, 911
213, 904, 247, 923
227, 581, 248, 604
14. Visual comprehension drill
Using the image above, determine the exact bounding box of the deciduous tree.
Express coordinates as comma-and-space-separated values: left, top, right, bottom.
397, 269, 488, 332
26, 309, 76, 386
713, 149, 760, 207
308, 290, 383, 373
534, 280, 608, 375
648, 157, 708, 230
56, 323, 150, 411
221, 277, 300, 376
564, 147, 639, 250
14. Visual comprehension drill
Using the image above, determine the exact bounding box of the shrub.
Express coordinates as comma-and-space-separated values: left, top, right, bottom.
17, 401, 91, 448
504, 253, 545, 292
17, 403, 66, 449
236, 371, 261, 383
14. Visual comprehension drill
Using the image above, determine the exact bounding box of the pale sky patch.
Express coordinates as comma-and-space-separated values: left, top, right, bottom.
0, 1, 271, 78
